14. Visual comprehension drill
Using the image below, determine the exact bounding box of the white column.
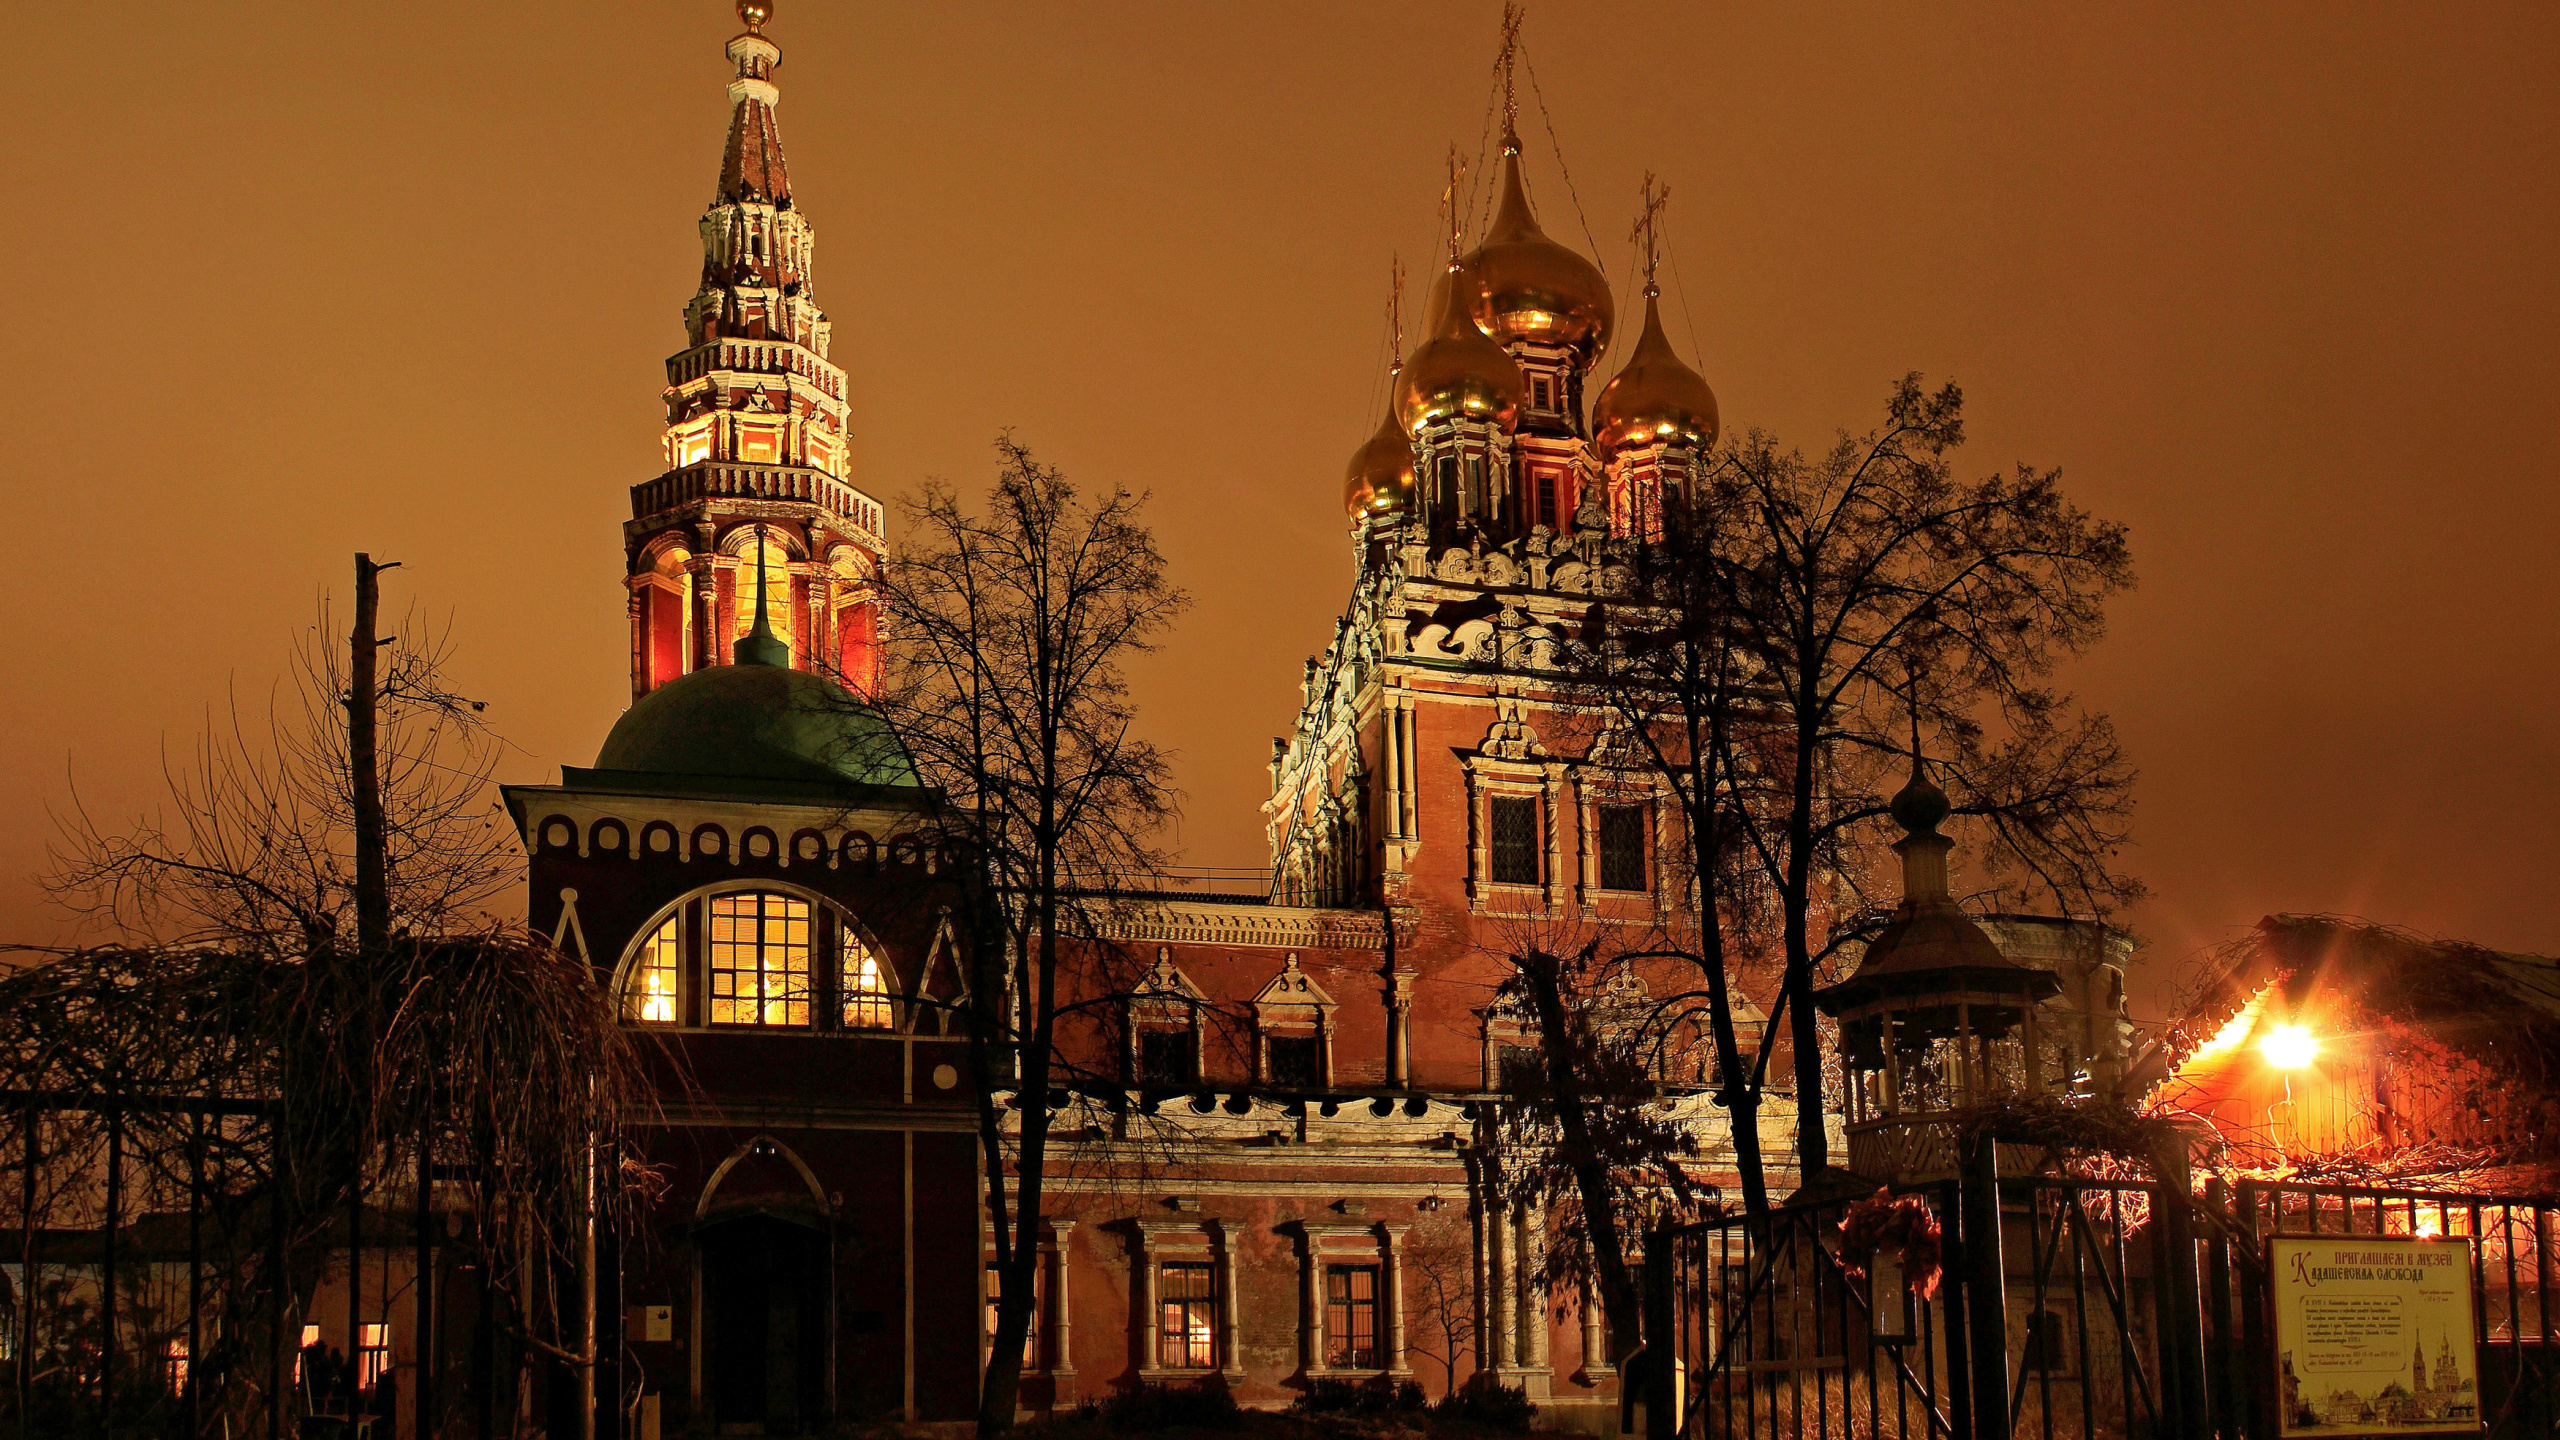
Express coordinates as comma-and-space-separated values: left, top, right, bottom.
1520, 1208, 1548, 1372
1135, 1232, 1160, 1375
1213, 1222, 1244, 1381
1579, 1274, 1604, 1380
1300, 1232, 1326, 1375
1048, 1221, 1076, 1389
1383, 1224, 1410, 1375
1488, 1197, 1514, 1370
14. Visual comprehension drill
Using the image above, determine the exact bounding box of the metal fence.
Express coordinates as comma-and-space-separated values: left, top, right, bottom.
1644, 1153, 2558, 1440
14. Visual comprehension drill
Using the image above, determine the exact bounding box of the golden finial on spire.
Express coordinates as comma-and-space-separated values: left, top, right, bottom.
1496, 3, 1525, 148
1631, 172, 1670, 299
1440, 146, 1471, 271
738, 0, 771, 33
1387, 253, 1407, 375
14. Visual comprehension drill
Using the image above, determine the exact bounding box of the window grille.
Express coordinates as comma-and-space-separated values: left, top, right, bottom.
1159, 1262, 1217, 1369
626, 915, 681, 1024
708, 892, 811, 1026
1598, 804, 1648, 892
1537, 472, 1557, 530
1268, 1033, 1324, 1089
1490, 795, 1540, 885
1498, 1043, 1543, 1095
1325, 1264, 1382, 1370
1139, 1029, 1197, 1088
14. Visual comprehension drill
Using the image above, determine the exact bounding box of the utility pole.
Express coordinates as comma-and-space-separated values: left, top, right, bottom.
351, 552, 399, 958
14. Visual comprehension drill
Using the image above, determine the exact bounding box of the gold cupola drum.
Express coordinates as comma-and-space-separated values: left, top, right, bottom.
1589, 176, 1718, 541
1816, 754, 2065, 1183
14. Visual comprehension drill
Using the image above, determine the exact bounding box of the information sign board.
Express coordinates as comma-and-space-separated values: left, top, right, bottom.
2269, 1235, 2482, 1436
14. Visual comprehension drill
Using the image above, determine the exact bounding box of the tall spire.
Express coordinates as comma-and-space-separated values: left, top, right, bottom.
718, 1, 790, 208
735, 525, 790, 667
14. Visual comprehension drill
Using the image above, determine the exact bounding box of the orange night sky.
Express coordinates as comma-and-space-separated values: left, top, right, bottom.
4, 2, 2555, 1021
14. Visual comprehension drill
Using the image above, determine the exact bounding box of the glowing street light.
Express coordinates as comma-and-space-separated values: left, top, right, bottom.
2259, 1023, 2319, 1070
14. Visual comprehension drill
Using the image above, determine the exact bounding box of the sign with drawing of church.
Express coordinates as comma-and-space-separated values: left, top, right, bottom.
2271, 1236, 2482, 1435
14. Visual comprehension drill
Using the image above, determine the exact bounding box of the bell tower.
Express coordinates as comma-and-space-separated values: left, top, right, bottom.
625, 1, 885, 701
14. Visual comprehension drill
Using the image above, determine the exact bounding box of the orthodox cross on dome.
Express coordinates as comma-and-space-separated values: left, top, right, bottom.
1386, 253, 1406, 377
1631, 172, 1670, 301
1439, 147, 1471, 273
1495, 3, 1525, 145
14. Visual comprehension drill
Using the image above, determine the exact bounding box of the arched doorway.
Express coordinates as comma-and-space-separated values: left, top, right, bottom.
700, 1212, 829, 1434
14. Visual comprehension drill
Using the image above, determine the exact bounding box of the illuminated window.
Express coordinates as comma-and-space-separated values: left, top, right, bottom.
626, 916, 681, 1024
740, 423, 780, 463
708, 892, 811, 1027
675, 420, 712, 467
842, 939, 894, 1030
166, 1338, 188, 1396
1325, 1265, 1381, 1370
357, 1323, 390, 1390
1158, 1262, 1216, 1370
294, 1324, 321, 1385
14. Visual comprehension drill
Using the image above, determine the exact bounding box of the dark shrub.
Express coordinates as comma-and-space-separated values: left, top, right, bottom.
1433, 1381, 1536, 1430
1292, 1375, 1427, 1416
1103, 1375, 1244, 1432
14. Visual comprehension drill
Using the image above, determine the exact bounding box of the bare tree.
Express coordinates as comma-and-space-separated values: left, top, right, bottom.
1709, 375, 2139, 1187
867, 436, 1189, 1431
1483, 929, 1709, 1373
31, 559, 649, 1439
1400, 1205, 1477, 1394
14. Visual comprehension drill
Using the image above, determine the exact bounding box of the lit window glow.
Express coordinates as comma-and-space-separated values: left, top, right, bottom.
709, 892, 811, 1027
843, 941, 894, 1030
627, 916, 681, 1024
2259, 1023, 2319, 1070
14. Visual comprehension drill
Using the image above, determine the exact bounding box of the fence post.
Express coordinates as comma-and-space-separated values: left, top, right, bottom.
1644, 1231, 1675, 1440
1960, 1133, 2008, 1440
103, 1106, 121, 1437
2234, 1179, 2270, 1440
2204, 1176, 2235, 1439
2147, 1136, 2209, 1436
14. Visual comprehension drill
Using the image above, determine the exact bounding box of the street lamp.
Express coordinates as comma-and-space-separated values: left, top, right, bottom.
2259, 1023, 2319, 1070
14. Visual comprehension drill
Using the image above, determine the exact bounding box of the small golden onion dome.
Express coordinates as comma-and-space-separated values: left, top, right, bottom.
1396, 263, 1526, 435
1591, 289, 1719, 460
1466, 137, 1615, 367
1344, 408, 1417, 518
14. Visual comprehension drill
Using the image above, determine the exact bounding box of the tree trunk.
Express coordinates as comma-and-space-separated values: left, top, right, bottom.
1518, 950, 1643, 1363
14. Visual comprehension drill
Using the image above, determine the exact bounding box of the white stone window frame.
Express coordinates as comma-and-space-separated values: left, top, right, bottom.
1133, 1221, 1242, 1381
981, 1219, 1075, 1381
1465, 756, 1563, 915
1571, 770, 1674, 920
1478, 1001, 1540, 1095
1294, 1222, 1409, 1379
1126, 948, 1208, 1088
1251, 954, 1337, 1090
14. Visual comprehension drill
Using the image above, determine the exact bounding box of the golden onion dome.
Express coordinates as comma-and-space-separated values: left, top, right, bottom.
1591, 288, 1719, 460
1344, 407, 1417, 518
1396, 262, 1525, 435
1466, 136, 1615, 367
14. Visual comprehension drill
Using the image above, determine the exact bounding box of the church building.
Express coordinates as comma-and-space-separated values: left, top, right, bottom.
502, 5, 2136, 1433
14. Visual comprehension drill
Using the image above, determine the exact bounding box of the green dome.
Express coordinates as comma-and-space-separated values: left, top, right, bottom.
594, 663, 920, 792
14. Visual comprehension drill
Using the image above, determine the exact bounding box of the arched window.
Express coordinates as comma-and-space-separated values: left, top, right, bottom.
708, 892, 811, 1027
627, 915, 681, 1025
617, 889, 900, 1033
843, 937, 894, 1030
